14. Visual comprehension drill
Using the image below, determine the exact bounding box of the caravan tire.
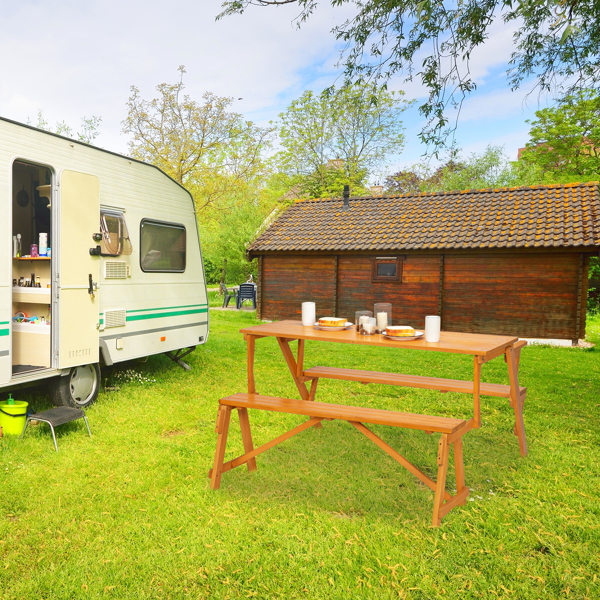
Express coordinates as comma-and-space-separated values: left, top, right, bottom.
52, 364, 101, 409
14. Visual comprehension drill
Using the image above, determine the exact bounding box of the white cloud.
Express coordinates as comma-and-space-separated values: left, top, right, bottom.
0, 0, 352, 152
0, 2, 555, 165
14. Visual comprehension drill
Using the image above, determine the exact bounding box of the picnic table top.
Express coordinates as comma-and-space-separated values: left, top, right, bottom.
240, 320, 518, 357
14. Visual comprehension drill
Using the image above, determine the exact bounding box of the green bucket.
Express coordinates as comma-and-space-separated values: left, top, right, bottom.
0, 401, 28, 436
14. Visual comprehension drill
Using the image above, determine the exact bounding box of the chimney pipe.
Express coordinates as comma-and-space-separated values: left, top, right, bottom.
343, 185, 350, 211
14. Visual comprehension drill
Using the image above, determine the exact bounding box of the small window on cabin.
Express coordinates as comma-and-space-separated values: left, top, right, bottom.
140, 219, 186, 272
100, 210, 133, 256
372, 257, 403, 282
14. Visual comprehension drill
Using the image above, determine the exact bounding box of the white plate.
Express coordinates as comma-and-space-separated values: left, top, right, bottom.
314, 322, 354, 331
382, 331, 424, 341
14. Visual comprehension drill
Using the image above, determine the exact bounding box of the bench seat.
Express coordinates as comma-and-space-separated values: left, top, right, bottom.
221, 393, 465, 433
211, 393, 471, 526
303, 366, 526, 399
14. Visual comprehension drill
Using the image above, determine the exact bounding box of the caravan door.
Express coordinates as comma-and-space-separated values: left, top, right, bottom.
58, 170, 100, 368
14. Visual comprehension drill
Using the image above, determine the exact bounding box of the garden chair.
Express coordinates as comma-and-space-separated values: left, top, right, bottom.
220, 283, 237, 308
236, 283, 257, 310
20, 407, 92, 452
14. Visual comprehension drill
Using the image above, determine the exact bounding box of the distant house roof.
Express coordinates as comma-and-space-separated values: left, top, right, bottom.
248, 181, 600, 256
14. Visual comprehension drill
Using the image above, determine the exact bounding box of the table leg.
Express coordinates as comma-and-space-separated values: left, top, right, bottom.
453, 437, 466, 505
247, 335, 256, 394
211, 406, 232, 490
238, 408, 257, 472
276, 337, 322, 429
473, 356, 481, 428
276, 337, 309, 400
506, 345, 528, 457
432, 434, 450, 527
296, 339, 304, 379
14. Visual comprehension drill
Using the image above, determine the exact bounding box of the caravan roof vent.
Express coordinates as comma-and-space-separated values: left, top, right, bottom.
104, 309, 126, 328
105, 261, 128, 279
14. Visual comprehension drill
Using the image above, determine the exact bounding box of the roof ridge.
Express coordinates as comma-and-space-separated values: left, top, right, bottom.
293, 181, 600, 203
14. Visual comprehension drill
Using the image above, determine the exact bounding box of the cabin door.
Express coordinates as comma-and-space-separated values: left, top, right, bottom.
58, 170, 100, 369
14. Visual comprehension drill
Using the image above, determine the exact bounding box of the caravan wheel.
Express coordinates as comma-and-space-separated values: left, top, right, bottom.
52, 364, 101, 409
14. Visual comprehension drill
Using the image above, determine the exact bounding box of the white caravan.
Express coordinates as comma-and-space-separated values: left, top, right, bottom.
1, 117, 209, 408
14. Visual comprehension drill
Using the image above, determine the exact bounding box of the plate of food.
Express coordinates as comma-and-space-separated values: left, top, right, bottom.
382, 326, 424, 341
314, 317, 354, 331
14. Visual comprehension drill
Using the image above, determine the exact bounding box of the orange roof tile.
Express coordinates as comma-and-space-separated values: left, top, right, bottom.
250, 182, 600, 254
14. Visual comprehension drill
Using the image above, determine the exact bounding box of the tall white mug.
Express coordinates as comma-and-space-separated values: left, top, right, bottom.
425, 315, 441, 343
301, 302, 316, 327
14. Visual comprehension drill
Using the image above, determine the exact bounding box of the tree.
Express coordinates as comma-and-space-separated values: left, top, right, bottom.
385, 145, 545, 195
122, 66, 273, 213
519, 89, 600, 179
219, 0, 600, 151
29, 110, 102, 144
278, 83, 410, 198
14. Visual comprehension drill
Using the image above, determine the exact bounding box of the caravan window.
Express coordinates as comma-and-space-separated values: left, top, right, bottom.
140, 219, 186, 272
100, 210, 133, 256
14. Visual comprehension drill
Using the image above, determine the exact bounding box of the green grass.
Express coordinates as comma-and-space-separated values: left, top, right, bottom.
1, 310, 599, 599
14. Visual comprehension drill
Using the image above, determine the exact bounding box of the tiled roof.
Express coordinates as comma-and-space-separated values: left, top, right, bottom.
248, 182, 600, 254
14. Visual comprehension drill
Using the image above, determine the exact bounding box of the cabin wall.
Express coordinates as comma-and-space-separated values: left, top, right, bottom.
441, 253, 581, 339
259, 251, 589, 339
261, 255, 336, 320
336, 255, 440, 325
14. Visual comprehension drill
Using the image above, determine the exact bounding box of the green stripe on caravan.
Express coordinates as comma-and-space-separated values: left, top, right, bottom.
99, 304, 208, 325
127, 304, 207, 314
0, 329, 9, 337
127, 307, 208, 322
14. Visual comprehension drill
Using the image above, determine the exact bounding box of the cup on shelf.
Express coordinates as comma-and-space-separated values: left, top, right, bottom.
425, 315, 441, 343
301, 302, 316, 326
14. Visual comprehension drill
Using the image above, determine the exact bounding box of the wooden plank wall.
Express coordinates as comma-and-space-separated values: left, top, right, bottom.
336, 255, 440, 326
442, 253, 581, 338
260, 251, 587, 339
261, 256, 336, 321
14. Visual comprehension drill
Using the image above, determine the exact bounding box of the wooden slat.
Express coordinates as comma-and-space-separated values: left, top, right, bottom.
438, 254, 444, 318
303, 365, 525, 398
220, 393, 466, 434
575, 253, 583, 342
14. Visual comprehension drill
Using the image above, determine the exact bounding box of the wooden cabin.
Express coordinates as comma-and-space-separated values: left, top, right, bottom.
247, 182, 600, 342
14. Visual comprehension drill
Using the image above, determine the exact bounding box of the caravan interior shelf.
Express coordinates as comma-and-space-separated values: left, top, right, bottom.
14, 257, 50, 261
12, 289, 51, 304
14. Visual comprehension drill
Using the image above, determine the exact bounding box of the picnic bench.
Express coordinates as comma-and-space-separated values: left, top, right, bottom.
210, 320, 528, 526
210, 393, 471, 526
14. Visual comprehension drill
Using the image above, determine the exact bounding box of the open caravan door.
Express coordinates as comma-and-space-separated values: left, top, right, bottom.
55, 170, 101, 407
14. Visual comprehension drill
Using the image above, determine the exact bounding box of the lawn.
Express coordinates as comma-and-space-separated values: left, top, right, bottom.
1, 310, 599, 599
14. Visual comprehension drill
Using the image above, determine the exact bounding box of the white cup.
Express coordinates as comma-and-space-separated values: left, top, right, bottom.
425, 315, 441, 343
301, 302, 316, 326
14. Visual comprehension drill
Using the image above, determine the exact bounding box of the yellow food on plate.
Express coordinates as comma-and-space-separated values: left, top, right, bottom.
385, 325, 416, 337
317, 317, 347, 327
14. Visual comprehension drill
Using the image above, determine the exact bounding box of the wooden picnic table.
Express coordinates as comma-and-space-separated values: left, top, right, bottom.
239, 320, 528, 456
210, 320, 527, 525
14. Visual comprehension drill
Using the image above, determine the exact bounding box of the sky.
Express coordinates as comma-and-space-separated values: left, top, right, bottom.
0, 0, 556, 175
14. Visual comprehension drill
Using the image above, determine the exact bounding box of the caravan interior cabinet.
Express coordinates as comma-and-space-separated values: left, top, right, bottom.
12, 257, 52, 371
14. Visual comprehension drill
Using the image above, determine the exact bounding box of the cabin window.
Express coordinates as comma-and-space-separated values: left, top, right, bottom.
100, 210, 132, 256
140, 219, 186, 272
371, 256, 403, 282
